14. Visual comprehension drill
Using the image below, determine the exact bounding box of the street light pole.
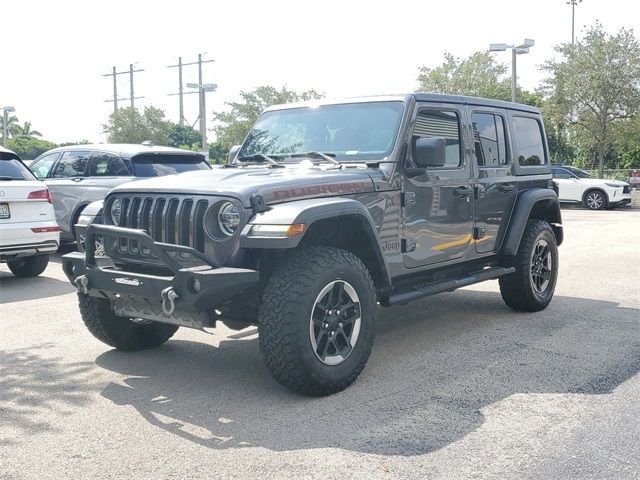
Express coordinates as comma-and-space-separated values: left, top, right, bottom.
2, 106, 15, 147
186, 83, 218, 154
489, 39, 535, 103
567, 0, 582, 45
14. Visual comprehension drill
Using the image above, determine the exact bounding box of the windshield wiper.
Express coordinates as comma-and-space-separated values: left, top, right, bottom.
236, 153, 281, 167
288, 151, 341, 165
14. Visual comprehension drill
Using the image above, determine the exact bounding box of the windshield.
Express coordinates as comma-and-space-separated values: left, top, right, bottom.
0, 158, 37, 180
567, 167, 592, 178
132, 154, 210, 177
238, 101, 405, 162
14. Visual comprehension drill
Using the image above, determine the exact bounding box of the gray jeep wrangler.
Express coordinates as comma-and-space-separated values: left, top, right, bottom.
62, 94, 563, 396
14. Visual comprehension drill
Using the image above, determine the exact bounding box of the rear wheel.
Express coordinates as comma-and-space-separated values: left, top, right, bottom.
78, 294, 178, 351
499, 220, 558, 312
7, 255, 50, 277
584, 190, 606, 210
258, 247, 376, 396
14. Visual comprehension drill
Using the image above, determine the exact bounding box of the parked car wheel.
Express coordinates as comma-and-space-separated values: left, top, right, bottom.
258, 247, 376, 396
78, 294, 178, 351
583, 190, 607, 210
499, 220, 559, 312
7, 255, 50, 278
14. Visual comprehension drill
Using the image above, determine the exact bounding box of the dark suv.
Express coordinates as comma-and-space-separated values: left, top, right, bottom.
62, 94, 562, 395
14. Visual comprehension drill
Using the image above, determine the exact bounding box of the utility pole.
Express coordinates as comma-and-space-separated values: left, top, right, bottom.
103, 64, 144, 112
567, 0, 582, 45
168, 54, 214, 126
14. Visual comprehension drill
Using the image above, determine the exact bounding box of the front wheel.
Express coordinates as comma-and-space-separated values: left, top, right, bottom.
499, 220, 559, 312
7, 255, 50, 277
258, 247, 376, 396
584, 190, 606, 210
78, 294, 178, 351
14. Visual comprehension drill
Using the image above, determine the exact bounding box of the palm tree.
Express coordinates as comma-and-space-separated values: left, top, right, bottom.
16, 121, 42, 138
0, 114, 21, 140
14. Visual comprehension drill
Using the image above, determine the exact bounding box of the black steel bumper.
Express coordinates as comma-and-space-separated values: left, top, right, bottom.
62, 224, 259, 329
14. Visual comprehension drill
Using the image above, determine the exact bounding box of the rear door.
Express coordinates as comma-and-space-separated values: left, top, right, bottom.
44, 150, 90, 234
470, 108, 516, 253
552, 167, 582, 201
84, 151, 134, 200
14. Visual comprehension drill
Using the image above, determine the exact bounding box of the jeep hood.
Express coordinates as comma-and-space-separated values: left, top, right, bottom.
109, 166, 377, 206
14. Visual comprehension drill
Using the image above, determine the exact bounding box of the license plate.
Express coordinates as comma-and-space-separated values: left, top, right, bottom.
0, 203, 9, 219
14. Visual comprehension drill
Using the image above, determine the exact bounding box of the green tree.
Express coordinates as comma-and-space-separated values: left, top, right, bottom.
540, 24, 640, 177
0, 114, 21, 141
416, 51, 512, 100
103, 106, 172, 145
6, 137, 57, 160
212, 85, 324, 161
15, 121, 42, 138
168, 123, 202, 150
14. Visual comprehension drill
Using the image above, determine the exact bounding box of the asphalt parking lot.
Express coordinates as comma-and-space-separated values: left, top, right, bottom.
1, 207, 639, 480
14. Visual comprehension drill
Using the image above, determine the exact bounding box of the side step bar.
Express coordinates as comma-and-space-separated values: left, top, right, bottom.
380, 266, 515, 307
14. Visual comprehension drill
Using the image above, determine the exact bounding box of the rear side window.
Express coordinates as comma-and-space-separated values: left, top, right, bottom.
88, 152, 130, 176
0, 159, 36, 180
472, 113, 508, 167
412, 110, 462, 168
132, 154, 210, 177
512, 116, 546, 166
53, 151, 89, 178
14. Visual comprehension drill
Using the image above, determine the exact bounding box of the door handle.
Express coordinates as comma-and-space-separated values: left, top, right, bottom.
453, 186, 473, 198
71, 177, 84, 182
499, 183, 516, 193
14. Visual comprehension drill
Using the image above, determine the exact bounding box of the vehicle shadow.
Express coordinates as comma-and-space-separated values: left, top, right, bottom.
0, 343, 98, 444
0, 270, 75, 303
95, 291, 640, 456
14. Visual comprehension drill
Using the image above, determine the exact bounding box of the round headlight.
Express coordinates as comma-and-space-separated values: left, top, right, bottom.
218, 202, 240, 236
110, 199, 122, 226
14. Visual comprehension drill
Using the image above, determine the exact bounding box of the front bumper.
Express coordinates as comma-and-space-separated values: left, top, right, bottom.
62, 224, 259, 329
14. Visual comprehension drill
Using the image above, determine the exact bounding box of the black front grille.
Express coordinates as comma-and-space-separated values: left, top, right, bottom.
108, 195, 212, 257
623, 185, 630, 194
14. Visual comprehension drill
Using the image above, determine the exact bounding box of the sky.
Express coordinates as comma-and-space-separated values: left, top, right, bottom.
2, 0, 639, 144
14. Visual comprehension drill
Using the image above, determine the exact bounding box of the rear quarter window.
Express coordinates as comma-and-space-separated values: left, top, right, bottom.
512, 116, 546, 166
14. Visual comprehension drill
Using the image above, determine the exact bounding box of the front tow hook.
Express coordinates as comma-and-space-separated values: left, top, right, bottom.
75, 275, 89, 294
161, 287, 179, 315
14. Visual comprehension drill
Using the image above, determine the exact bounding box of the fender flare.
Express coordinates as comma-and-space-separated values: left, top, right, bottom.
240, 197, 391, 286
502, 189, 563, 255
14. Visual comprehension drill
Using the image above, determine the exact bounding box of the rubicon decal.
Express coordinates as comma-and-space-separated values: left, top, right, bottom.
270, 182, 371, 201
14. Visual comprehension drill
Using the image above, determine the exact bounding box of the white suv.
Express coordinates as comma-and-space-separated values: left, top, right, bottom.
552, 166, 632, 210
0, 147, 60, 277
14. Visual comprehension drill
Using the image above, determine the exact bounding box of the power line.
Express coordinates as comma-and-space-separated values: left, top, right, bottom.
168, 54, 215, 125
103, 64, 145, 113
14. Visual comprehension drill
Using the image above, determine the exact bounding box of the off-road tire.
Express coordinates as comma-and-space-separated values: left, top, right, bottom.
78, 293, 178, 351
499, 220, 558, 312
7, 255, 50, 277
258, 247, 376, 396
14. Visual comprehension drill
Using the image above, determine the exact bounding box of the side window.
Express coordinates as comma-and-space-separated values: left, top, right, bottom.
413, 110, 462, 168
472, 113, 508, 167
512, 116, 546, 166
88, 152, 130, 176
552, 168, 573, 179
53, 151, 89, 178
30, 152, 60, 179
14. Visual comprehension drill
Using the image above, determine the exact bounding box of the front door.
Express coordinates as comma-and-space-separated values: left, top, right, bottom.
470, 108, 517, 253
402, 104, 474, 268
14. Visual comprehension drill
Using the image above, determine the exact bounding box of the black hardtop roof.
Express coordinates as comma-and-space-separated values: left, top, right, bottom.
264, 93, 541, 115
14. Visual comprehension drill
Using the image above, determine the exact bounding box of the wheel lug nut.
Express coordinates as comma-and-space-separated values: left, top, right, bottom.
328, 310, 332, 315
336, 310, 340, 315
323, 323, 329, 329
338, 322, 343, 328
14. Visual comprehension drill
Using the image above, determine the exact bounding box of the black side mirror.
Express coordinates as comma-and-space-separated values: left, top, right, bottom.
228, 145, 241, 164
414, 137, 446, 168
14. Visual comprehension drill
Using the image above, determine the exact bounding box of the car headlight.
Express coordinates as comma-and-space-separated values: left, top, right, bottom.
218, 202, 240, 236
605, 182, 622, 188
110, 199, 122, 226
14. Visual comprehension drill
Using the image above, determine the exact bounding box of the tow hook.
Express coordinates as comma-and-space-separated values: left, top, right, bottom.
75, 275, 89, 294
161, 287, 179, 315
